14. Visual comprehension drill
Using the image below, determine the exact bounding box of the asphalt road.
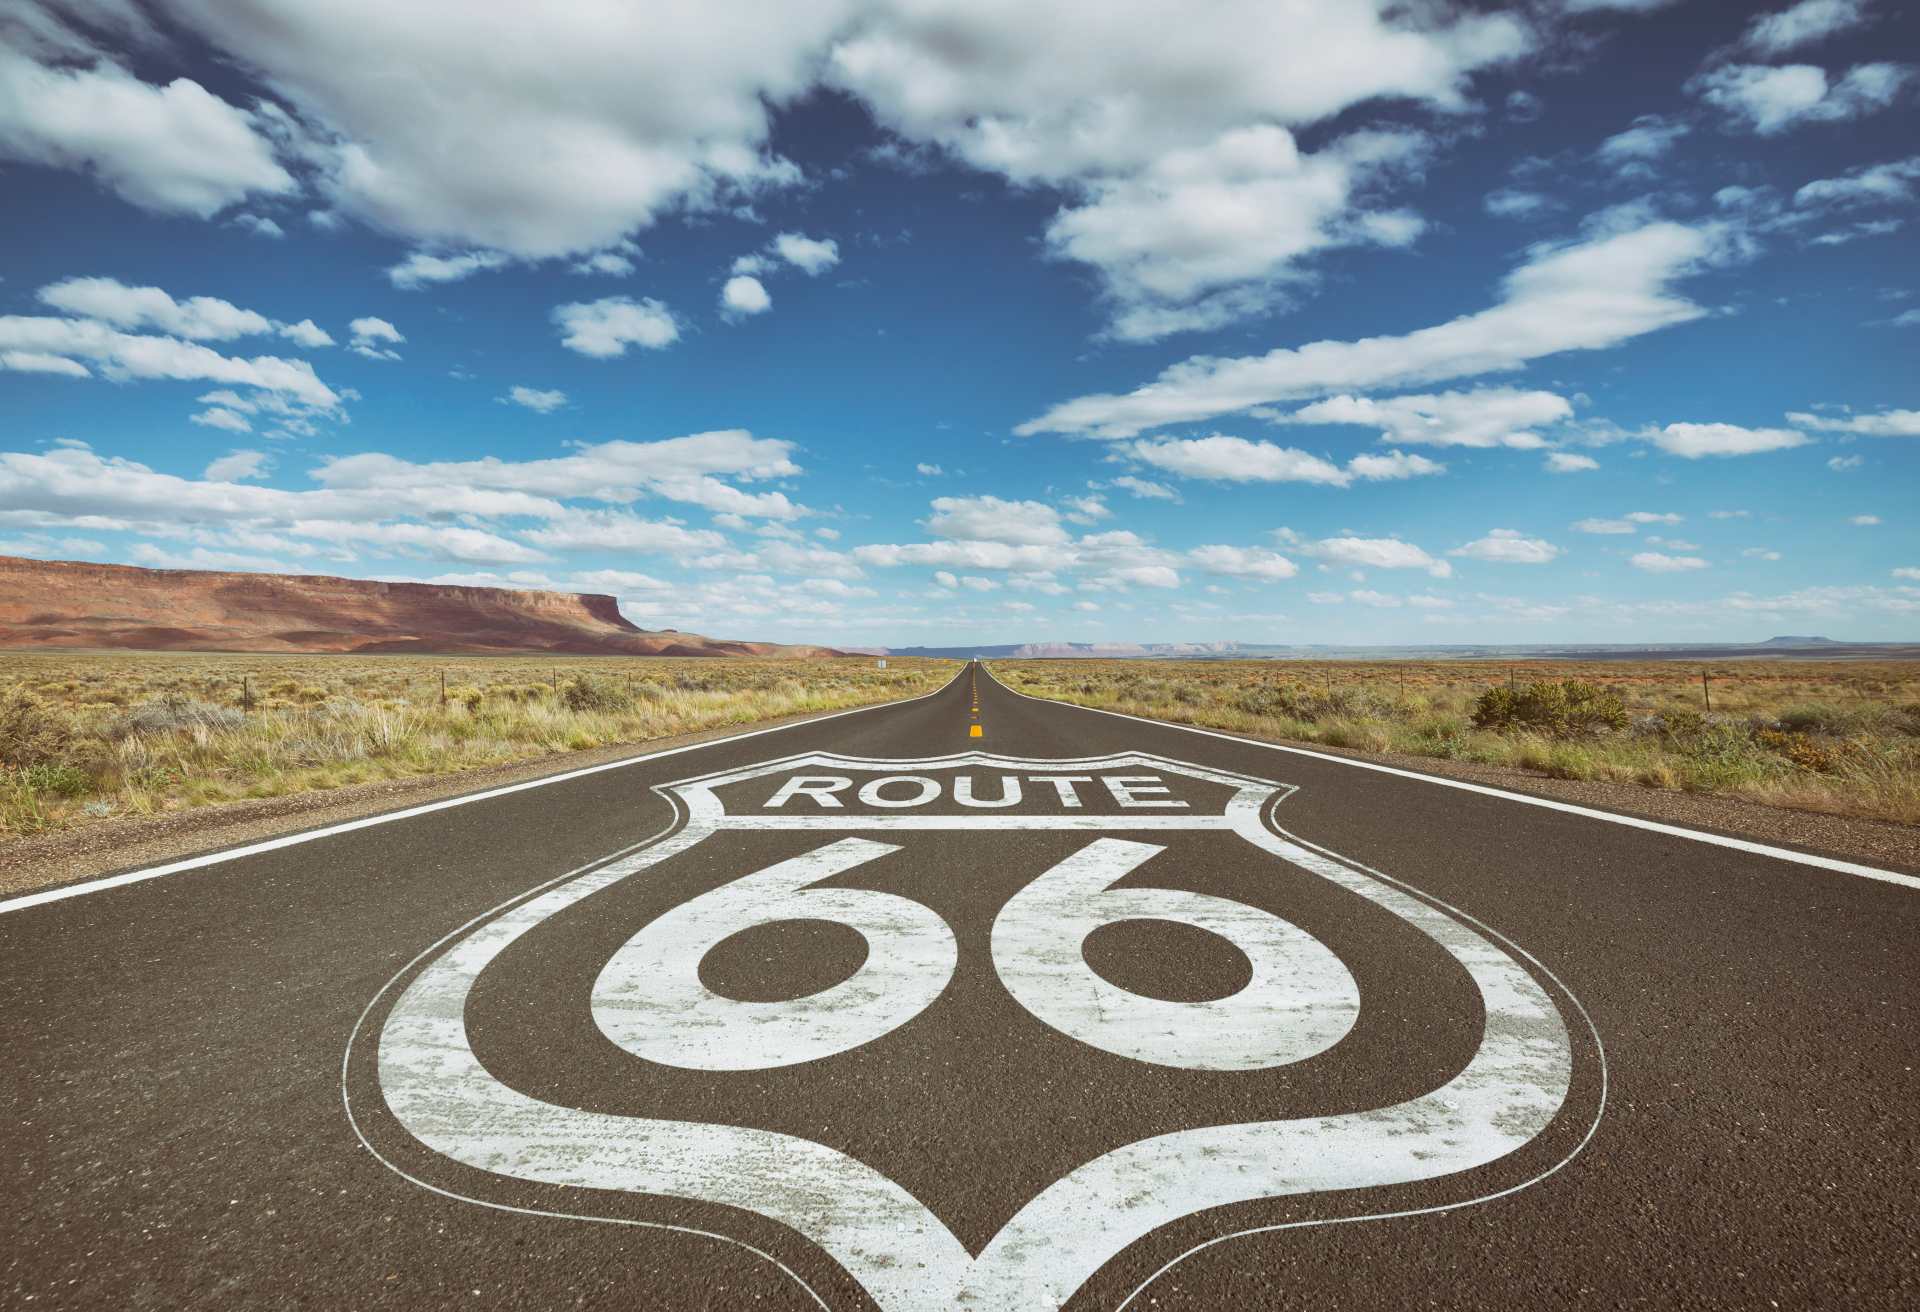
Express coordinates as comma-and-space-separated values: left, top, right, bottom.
4, 661, 1916, 1310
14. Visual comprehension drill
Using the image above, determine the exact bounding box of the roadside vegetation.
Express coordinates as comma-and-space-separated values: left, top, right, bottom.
994, 659, 1920, 827
0, 653, 952, 839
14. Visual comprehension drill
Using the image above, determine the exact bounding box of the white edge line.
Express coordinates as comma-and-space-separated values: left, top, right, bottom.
983, 665, 1920, 892
0, 667, 967, 917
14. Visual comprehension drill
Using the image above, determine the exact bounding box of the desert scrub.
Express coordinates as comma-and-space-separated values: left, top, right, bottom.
994, 658, 1920, 826
0, 656, 955, 840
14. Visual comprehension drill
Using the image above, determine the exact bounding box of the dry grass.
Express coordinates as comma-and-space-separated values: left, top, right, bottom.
994, 659, 1920, 827
0, 652, 954, 840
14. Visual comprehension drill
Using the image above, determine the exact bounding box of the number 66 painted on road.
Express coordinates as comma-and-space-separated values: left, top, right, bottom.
591, 836, 1361, 1072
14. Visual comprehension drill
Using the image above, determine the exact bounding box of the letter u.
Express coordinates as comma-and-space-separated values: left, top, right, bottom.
955, 774, 1022, 808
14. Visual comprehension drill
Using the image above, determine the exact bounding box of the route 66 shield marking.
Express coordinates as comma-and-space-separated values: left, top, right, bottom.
350, 751, 1595, 1310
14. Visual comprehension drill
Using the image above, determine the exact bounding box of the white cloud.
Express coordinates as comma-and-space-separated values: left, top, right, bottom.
1743, 547, 1784, 560
1787, 407, 1920, 437
1631, 551, 1709, 572
501, 385, 567, 413
571, 244, 640, 277
1894, 567, 1920, 581
1651, 422, 1810, 457
35, 277, 334, 353
1828, 454, 1864, 470
1485, 188, 1552, 220
232, 213, 285, 239
1109, 475, 1178, 501
1690, 62, 1909, 135
1741, 0, 1872, 56
553, 296, 679, 357
191, 408, 253, 435
1189, 545, 1298, 581
915, 463, 945, 477
1061, 494, 1111, 525
1122, 435, 1442, 487
1573, 518, 1636, 534
1450, 529, 1561, 564
347, 315, 405, 360
1275, 387, 1570, 448
1595, 115, 1688, 175
720, 275, 772, 320
925, 496, 1069, 546
1020, 221, 1726, 438
386, 250, 511, 289
1039, 125, 1432, 340
0, 350, 91, 377
1794, 156, 1920, 210
203, 449, 271, 481
1546, 452, 1599, 472
1627, 511, 1684, 524
521, 510, 725, 555
771, 232, 840, 275
855, 540, 1061, 572
0, 314, 340, 407
1300, 535, 1453, 578
0, 43, 293, 217
1850, 514, 1881, 525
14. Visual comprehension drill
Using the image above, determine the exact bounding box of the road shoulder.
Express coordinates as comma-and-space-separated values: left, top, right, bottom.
0, 700, 915, 899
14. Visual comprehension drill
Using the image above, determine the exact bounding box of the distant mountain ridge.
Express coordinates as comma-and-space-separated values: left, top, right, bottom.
879, 637, 1917, 661
0, 556, 841, 657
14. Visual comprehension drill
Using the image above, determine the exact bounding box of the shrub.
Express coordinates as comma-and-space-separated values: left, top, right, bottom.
0, 685, 75, 767
19, 762, 93, 797
561, 674, 632, 713
106, 698, 247, 739
1472, 680, 1627, 737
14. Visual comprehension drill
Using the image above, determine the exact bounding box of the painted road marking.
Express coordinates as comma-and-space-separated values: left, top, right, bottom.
363, 750, 1581, 1311
0, 668, 968, 916
984, 666, 1920, 892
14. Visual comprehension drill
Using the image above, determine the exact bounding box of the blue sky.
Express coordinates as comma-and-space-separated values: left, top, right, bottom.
1, 0, 1916, 647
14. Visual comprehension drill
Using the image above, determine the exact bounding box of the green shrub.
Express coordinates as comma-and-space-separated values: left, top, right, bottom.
19, 762, 93, 797
1472, 680, 1627, 737
561, 674, 632, 712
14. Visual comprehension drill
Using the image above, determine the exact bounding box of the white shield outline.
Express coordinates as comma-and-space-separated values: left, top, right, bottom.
350, 750, 1595, 1311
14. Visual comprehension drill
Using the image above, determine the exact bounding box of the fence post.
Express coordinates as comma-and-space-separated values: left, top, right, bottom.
440, 669, 447, 707
1702, 668, 1711, 713
242, 675, 253, 711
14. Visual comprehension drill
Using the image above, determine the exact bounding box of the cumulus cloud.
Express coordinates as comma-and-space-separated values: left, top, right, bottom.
915, 463, 945, 477
1794, 156, 1920, 210
1740, 0, 1873, 56
1690, 62, 1910, 135
500, 385, 567, 413
1595, 115, 1689, 177
1273, 387, 1571, 448
553, 296, 679, 357
35, 278, 335, 352
1631, 551, 1709, 572
1651, 422, 1810, 457
0, 42, 293, 217
1109, 475, 1178, 501
1189, 544, 1298, 581
1449, 529, 1561, 564
520, 510, 724, 555
925, 495, 1070, 546
1787, 407, 1920, 437
720, 275, 772, 320
203, 449, 271, 481
0, 313, 341, 407
347, 315, 405, 360
1546, 452, 1599, 472
191, 407, 253, 434
1298, 535, 1453, 578
1020, 221, 1726, 438
1122, 435, 1442, 486
1485, 187, 1553, 220
387, 250, 511, 289
770, 232, 840, 275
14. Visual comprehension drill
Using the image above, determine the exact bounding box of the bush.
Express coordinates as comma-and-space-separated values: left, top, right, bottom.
106, 697, 247, 739
1472, 680, 1627, 737
19, 762, 93, 797
0, 685, 74, 767
561, 674, 632, 712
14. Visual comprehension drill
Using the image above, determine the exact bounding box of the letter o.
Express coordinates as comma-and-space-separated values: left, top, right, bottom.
857, 775, 940, 808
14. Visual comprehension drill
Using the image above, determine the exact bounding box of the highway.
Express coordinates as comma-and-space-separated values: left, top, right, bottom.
4, 661, 1916, 1309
